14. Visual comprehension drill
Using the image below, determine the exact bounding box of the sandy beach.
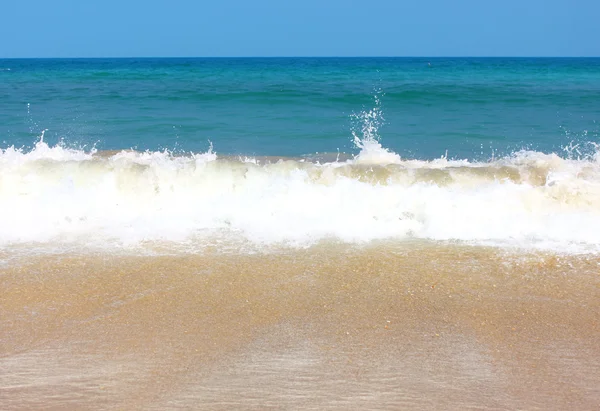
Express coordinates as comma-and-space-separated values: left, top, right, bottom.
2, 244, 598, 410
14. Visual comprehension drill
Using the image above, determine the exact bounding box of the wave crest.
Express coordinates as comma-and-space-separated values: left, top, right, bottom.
1, 135, 600, 253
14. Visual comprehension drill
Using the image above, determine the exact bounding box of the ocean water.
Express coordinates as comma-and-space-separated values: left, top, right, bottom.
1, 57, 600, 252
2, 58, 599, 158
1, 58, 600, 410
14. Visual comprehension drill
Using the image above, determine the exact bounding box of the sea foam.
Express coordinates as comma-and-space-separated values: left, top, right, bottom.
1, 133, 600, 254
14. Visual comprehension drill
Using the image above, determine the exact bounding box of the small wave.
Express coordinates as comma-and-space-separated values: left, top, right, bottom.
1, 134, 600, 253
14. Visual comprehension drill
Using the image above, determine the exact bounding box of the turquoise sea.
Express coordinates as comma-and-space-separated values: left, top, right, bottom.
2, 58, 599, 159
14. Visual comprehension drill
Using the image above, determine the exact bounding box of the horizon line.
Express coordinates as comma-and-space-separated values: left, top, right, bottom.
1, 55, 599, 60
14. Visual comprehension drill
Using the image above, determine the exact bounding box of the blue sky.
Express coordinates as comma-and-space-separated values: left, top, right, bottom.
1, 0, 598, 57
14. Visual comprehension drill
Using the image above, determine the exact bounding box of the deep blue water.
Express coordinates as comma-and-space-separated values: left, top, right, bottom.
1, 57, 599, 159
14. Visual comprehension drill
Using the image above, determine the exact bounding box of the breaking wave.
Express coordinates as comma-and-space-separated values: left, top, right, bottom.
2, 127, 600, 254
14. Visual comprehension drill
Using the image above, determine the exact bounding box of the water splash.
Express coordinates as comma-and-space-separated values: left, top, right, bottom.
0, 130, 96, 164
350, 93, 401, 164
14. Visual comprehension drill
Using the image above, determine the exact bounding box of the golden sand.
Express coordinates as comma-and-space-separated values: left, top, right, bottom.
1, 244, 599, 410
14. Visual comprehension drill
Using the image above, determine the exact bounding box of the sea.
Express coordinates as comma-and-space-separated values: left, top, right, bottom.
1, 58, 599, 410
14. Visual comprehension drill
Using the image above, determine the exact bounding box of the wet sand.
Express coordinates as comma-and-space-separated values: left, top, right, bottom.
1, 244, 599, 410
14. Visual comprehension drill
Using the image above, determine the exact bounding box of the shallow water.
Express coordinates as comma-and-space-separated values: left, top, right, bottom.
2, 244, 598, 409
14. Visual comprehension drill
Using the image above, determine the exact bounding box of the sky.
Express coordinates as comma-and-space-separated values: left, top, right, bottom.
0, 0, 598, 58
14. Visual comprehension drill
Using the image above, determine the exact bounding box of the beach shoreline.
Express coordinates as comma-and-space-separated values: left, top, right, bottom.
2, 245, 598, 409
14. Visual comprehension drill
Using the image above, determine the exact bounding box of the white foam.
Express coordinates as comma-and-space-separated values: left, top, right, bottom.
0, 132, 94, 165
1, 136, 600, 254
